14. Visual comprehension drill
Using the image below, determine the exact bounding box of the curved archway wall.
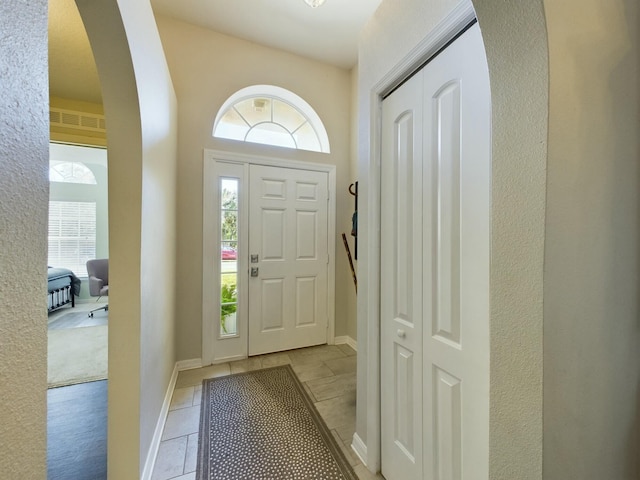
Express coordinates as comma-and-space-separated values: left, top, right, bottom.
75, 0, 178, 477
359, 0, 640, 478
356, 0, 547, 477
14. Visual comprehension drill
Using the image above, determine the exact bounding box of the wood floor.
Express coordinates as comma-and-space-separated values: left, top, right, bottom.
47, 302, 109, 479
47, 380, 107, 480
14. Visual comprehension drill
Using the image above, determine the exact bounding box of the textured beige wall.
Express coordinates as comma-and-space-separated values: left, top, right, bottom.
0, 1, 49, 477
473, 2, 547, 477
543, 0, 640, 478
121, 0, 178, 472
154, 15, 354, 360
357, 0, 547, 476
76, 0, 178, 477
345, 65, 359, 341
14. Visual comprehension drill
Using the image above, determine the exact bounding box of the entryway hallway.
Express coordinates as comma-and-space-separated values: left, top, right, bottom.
152, 344, 383, 480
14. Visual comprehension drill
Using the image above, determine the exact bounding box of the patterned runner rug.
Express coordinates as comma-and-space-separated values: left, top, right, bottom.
196, 365, 357, 480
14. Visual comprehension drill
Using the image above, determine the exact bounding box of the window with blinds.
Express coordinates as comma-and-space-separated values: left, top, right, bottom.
48, 201, 96, 277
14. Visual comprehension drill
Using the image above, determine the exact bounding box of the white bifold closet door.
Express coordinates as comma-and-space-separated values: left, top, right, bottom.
381, 23, 491, 480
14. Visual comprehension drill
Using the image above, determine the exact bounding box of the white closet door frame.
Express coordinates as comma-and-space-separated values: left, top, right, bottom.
356, 2, 478, 473
202, 149, 337, 365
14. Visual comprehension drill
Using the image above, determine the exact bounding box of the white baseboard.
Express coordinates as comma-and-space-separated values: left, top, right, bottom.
334, 335, 357, 352
176, 358, 203, 371
351, 432, 368, 466
141, 363, 180, 480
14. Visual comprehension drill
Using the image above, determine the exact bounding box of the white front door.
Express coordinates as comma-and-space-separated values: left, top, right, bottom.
381, 23, 491, 480
248, 164, 329, 356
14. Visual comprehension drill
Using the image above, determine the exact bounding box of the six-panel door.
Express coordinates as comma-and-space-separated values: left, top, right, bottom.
248, 164, 329, 356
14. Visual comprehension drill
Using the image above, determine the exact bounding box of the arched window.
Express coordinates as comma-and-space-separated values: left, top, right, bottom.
213, 85, 330, 153
49, 161, 97, 184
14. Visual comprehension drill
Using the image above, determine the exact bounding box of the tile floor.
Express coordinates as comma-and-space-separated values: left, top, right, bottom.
152, 343, 384, 480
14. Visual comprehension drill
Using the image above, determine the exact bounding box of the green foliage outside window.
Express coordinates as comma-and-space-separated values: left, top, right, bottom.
220, 281, 237, 334
221, 188, 238, 242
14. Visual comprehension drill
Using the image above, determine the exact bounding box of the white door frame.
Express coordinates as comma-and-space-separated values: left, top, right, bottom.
358, 2, 478, 473
202, 148, 337, 366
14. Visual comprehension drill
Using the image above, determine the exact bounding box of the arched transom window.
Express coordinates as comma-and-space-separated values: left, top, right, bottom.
49, 160, 97, 184
213, 85, 330, 153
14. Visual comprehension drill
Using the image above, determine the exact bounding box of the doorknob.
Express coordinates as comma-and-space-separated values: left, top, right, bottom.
251, 267, 259, 277
397, 329, 406, 338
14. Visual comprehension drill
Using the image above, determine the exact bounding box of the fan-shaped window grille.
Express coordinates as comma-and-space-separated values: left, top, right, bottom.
213, 85, 330, 153
49, 161, 97, 184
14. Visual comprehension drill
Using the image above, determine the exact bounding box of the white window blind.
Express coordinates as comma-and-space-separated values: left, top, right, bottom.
48, 201, 96, 277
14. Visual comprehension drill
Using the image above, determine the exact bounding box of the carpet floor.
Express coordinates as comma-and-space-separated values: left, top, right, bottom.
48, 309, 108, 330
48, 324, 108, 388
197, 365, 357, 480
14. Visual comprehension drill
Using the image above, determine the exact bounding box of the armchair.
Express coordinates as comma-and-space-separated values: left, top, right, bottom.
87, 258, 109, 318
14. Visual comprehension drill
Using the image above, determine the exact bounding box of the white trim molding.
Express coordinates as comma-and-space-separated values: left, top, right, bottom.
334, 335, 357, 352
351, 432, 368, 467
202, 149, 337, 366
212, 85, 331, 153
141, 359, 209, 479
141, 363, 180, 480
176, 358, 203, 371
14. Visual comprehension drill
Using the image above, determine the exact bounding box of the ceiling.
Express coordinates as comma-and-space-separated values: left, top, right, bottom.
48, 0, 382, 105
150, 0, 383, 69
49, 0, 103, 104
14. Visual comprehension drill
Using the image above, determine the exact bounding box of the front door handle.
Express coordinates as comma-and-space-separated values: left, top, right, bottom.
251, 267, 259, 277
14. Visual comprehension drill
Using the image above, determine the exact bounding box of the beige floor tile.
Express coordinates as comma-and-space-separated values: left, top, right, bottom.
302, 382, 318, 402
184, 433, 198, 473
193, 385, 202, 406
334, 422, 356, 445
306, 372, 357, 402
175, 363, 231, 388
314, 391, 356, 430
324, 356, 357, 376
169, 387, 195, 411
308, 344, 346, 354
336, 343, 358, 356
161, 405, 201, 441
260, 352, 292, 367
289, 345, 347, 365
291, 362, 335, 382
229, 357, 263, 373
354, 463, 386, 480
172, 473, 196, 480
151, 436, 187, 480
